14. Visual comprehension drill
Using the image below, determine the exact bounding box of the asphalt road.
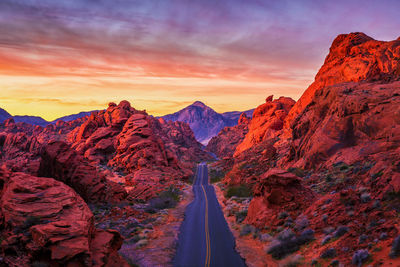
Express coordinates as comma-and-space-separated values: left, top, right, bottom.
174, 163, 246, 267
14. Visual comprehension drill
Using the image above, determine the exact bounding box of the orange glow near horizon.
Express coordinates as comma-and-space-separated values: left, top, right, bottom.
1, 0, 398, 120
0, 45, 314, 120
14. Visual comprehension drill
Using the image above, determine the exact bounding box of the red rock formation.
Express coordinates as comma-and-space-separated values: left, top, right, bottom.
38, 141, 126, 203
235, 96, 295, 155
206, 112, 251, 158
0, 169, 128, 266
212, 34, 400, 266
157, 118, 212, 166
287, 81, 400, 169
68, 101, 210, 188
246, 169, 314, 227
0, 115, 88, 174
0, 100, 211, 264
287, 32, 400, 125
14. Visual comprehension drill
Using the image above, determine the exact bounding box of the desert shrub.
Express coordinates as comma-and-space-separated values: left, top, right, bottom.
333, 226, 349, 238
235, 210, 248, 223
321, 235, 332, 245
209, 168, 225, 183
266, 228, 314, 259
225, 185, 252, 198
240, 224, 256, 236
320, 248, 336, 259
352, 249, 369, 266
146, 187, 181, 212
390, 235, 400, 258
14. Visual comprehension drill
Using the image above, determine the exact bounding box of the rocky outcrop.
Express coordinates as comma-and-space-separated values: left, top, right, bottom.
287, 32, 400, 125
235, 96, 295, 155
158, 118, 213, 165
69, 101, 209, 176
38, 141, 126, 203
287, 81, 400, 168
246, 169, 315, 227
0, 115, 88, 174
206, 112, 251, 158
65, 101, 211, 199
0, 169, 128, 266
211, 33, 400, 266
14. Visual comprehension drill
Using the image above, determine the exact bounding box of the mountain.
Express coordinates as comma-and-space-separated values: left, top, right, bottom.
13, 115, 49, 127
206, 112, 251, 158
162, 101, 254, 145
52, 111, 97, 123
221, 109, 254, 123
0, 109, 96, 126
0, 108, 12, 122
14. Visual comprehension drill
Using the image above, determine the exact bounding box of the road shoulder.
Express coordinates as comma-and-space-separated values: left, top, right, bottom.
213, 183, 279, 267
119, 184, 194, 267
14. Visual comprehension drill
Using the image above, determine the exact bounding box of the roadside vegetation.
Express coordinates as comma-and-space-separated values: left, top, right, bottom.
225, 185, 252, 198
146, 186, 181, 213
208, 167, 226, 183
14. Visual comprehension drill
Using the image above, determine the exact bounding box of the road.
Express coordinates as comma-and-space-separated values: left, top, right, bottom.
174, 163, 246, 267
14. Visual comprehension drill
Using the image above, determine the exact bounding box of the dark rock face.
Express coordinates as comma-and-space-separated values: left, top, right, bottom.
38, 141, 127, 203
162, 101, 253, 145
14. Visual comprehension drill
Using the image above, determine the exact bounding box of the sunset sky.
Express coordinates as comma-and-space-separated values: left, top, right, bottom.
1, 0, 400, 120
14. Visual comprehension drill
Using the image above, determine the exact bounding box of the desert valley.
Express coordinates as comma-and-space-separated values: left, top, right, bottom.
1, 32, 400, 266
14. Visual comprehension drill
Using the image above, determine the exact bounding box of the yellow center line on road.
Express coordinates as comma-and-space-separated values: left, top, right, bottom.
201, 184, 211, 267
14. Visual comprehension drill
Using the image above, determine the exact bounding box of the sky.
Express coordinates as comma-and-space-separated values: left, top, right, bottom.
0, 0, 399, 120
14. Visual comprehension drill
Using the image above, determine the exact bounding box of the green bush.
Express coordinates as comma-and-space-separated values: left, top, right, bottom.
225, 185, 252, 198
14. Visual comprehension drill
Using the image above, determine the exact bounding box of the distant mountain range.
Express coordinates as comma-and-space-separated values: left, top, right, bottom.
162, 101, 254, 145
0, 108, 95, 126
1, 102, 253, 144
0, 108, 12, 123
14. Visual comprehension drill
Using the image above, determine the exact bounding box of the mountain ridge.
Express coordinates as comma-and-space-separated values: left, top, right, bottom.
0, 109, 98, 126
161, 101, 254, 144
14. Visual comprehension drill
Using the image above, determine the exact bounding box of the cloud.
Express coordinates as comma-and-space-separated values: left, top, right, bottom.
0, 0, 400, 118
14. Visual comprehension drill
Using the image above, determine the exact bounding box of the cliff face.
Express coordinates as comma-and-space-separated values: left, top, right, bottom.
287, 32, 400, 125
234, 95, 295, 155
211, 33, 400, 266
